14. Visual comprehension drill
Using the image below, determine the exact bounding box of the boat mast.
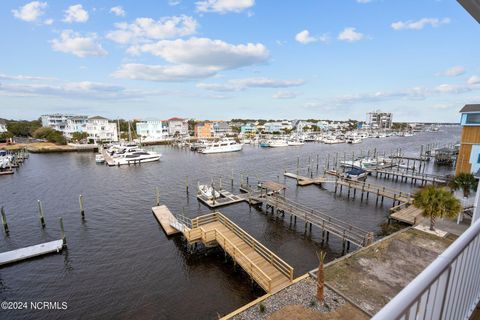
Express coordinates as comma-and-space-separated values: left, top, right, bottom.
117, 118, 120, 142
128, 120, 132, 142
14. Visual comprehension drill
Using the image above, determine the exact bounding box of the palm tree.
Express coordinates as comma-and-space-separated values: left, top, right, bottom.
316, 251, 327, 302
413, 186, 461, 231
448, 173, 478, 198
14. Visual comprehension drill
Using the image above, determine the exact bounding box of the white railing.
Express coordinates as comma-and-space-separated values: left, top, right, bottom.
372, 218, 480, 320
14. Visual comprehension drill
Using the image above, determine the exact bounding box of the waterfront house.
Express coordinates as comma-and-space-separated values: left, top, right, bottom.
213, 121, 233, 137
263, 121, 292, 133
85, 116, 118, 143
456, 104, 480, 175
0, 120, 7, 133
194, 122, 214, 138
136, 119, 169, 142
240, 123, 257, 134
167, 117, 188, 137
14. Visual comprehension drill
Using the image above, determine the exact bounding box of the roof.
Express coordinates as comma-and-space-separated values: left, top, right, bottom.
88, 116, 108, 120
260, 181, 286, 192
459, 104, 480, 113
168, 117, 186, 121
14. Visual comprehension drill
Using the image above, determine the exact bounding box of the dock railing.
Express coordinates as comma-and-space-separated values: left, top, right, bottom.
372, 218, 480, 320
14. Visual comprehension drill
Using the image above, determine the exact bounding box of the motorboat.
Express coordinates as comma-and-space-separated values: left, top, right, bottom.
0, 150, 13, 170
200, 138, 243, 154
343, 168, 368, 181
346, 135, 362, 144
95, 154, 105, 164
242, 139, 252, 144
112, 149, 162, 165
198, 184, 221, 200
259, 140, 271, 148
269, 139, 289, 147
323, 135, 344, 144
287, 139, 305, 146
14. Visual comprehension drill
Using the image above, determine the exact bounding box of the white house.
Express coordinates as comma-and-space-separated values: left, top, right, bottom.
41, 114, 73, 132
167, 117, 189, 137
86, 116, 118, 143
64, 116, 88, 139
136, 119, 169, 141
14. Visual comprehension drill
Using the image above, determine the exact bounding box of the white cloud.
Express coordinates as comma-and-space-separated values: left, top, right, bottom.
63, 4, 89, 23
356, 0, 372, 3
435, 83, 471, 94
44, 18, 54, 25
110, 6, 126, 17
197, 77, 304, 92
51, 30, 107, 58
106, 15, 198, 44
130, 37, 269, 70
196, 0, 255, 13
0, 73, 55, 81
338, 27, 364, 42
168, 0, 182, 5
273, 91, 299, 99
295, 30, 329, 44
391, 17, 450, 30
438, 65, 465, 77
113, 63, 219, 82
12, 1, 47, 22
468, 76, 480, 85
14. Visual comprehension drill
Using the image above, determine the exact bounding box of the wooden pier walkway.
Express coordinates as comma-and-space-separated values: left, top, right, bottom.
152, 205, 180, 236
0, 240, 64, 266
389, 203, 423, 225
176, 212, 294, 293
254, 194, 373, 248
334, 179, 413, 205
373, 168, 447, 186
283, 172, 334, 186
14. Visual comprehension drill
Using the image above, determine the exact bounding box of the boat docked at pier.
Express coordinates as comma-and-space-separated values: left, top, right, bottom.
200, 138, 243, 154
198, 184, 221, 200
268, 139, 289, 147
109, 145, 162, 165
346, 135, 362, 144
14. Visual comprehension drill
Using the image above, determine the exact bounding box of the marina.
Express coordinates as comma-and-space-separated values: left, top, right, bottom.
0, 127, 464, 319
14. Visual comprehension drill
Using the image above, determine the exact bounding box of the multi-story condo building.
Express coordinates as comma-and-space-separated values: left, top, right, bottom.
367, 110, 393, 130
263, 121, 292, 133
240, 123, 257, 134
194, 122, 214, 138
136, 119, 169, 142
167, 117, 189, 137
41, 114, 73, 132
64, 116, 88, 139
85, 116, 118, 143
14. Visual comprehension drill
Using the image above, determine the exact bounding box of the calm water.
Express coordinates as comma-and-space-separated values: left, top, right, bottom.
0, 127, 459, 320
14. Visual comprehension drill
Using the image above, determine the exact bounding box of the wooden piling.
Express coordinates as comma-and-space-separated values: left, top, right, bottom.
60, 218, 66, 246
1, 207, 8, 234
37, 200, 45, 228
79, 194, 85, 217
156, 187, 160, 206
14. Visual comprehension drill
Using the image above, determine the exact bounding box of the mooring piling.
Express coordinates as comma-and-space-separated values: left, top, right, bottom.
37, 200, 46, 228
1, 206, 8, 235
79, 194, 85, 218
60, 218, 66, 246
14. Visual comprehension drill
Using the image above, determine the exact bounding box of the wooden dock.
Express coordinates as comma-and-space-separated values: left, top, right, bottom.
283, 172, 334, 186
101, 148, 116, 166
197, 189, 250, 208
0, 240, 64, 266
373, 168, 447, 186
334, 179, 413, 205
256, 194, 374, 249
176, 212, 294, 293
389, 204, 423, 225
152, 205, 180, 236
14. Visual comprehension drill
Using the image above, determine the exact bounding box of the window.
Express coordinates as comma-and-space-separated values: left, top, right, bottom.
466, 113, 480, 124
477, 153, 480, 164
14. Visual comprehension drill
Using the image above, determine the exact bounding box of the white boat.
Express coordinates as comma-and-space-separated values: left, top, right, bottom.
95, 154, 105, 163
198, 184, 221, 200
287, 139, 305, 146
269, 139, 289, 147
343, 168, 368, 181
112, 150, 162, 165
346, 135, 362, 144
200, 139, 243, 154
242, 139, 252, 144
0, 150, 13, 169
323, 136, 344, 144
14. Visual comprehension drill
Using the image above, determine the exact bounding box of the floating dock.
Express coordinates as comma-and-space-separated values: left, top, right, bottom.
283, 172, 334, 186
152, 205, 180, 236
0, 240, 64, 266
197, 189, 250, 208
176, 212, 294, 293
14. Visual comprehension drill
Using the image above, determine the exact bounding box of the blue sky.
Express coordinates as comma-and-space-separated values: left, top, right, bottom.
0, 0, 479, 122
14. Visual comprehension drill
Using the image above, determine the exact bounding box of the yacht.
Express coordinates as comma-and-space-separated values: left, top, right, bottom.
269, 139, 289, 147
200, 139, 243, 154
95, 154, 105, 164
287, 139, 305, 146
112, 146, 162, 165
346, 135, 362, 144
323, 135, 344, 144
0, 150, 13, 170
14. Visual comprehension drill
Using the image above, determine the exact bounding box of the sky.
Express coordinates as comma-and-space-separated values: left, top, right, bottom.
0, 0, 479, 122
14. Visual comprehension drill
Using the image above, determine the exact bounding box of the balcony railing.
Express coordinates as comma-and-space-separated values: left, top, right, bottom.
372, 218, 480, 320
